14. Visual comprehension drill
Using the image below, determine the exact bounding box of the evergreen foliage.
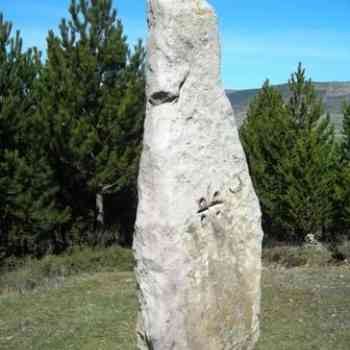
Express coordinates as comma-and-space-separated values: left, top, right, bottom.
0, 1, 145, 257
341, 103, 350, 162
0, 14, 69, 257
1, 2, 350, 258
241, 64, 338, 241
240, 80, 290, 237
37, 0, 145, 246
279, 64, 337, 240
334, 103, 350, 233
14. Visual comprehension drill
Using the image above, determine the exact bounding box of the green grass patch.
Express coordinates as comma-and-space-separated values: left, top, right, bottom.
1, 251, 350, 349
0, 271, 137, 350
256, 266, 350, 350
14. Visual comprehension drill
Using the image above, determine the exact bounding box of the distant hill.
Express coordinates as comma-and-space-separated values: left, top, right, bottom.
226, 82, 350, 133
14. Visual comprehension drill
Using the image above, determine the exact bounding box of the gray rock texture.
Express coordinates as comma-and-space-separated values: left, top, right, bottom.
133, 1, 264, 349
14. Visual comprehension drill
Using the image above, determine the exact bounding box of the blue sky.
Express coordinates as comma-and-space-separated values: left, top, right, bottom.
1, 0, 349, 89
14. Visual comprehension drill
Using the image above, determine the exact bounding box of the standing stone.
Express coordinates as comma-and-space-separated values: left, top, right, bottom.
133, 1, 263, 349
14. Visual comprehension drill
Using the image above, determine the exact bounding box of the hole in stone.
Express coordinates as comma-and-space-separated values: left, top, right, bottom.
213, 191, 220, 198
201, 215, 207, 224
216, 210, 221, 217
149, 91, 178, 106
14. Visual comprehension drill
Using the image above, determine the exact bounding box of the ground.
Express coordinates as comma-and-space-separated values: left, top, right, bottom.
256, 266, 350, 350
0, 272, 137, 350
1, 265, 350, 349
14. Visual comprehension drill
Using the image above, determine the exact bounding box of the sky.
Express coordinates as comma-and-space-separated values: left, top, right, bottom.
1, 0, 350, 89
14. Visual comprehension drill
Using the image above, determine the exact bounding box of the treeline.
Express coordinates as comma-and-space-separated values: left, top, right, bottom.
241, 63, 350, 244
0, 0, 145, 258
2, 1, 350, 260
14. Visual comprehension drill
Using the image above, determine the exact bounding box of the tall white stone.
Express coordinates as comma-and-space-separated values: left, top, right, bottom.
133, 1, 263, 349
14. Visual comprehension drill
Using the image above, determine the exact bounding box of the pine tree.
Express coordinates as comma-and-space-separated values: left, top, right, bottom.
278, 64, 337, 241
0, 14, 69, 257
37, 0, 145, 245
240, 80, 290, 238
334, 103, 350, 234
241, 64, 337, 242
341, 103, 350, 161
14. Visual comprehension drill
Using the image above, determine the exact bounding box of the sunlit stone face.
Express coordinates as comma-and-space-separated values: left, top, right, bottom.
133, 1, 263, 349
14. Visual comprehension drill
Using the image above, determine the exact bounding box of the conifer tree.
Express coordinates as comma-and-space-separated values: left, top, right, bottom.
241, 64, 337, 241
38, 0, 145, 245
278, 64, 337, 240
0, 14, 68, 257
341, 103, 350, 162
240, 81, 290, 238
334, 103, 350, 234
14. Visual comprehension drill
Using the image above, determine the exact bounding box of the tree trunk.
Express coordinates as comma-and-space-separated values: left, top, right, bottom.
96, 192, 104, 227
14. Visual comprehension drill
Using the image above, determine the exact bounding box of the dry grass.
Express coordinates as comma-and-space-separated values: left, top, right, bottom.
0, 246, 134, 294
262, 243, 334, 268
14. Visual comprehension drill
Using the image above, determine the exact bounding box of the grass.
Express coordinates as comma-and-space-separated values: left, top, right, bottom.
0, 271, 137, 350
1, 249, 350, 349
256, 266, 350, 350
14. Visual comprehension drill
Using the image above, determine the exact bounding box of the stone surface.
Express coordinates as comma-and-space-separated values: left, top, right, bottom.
133, 1, 264, 349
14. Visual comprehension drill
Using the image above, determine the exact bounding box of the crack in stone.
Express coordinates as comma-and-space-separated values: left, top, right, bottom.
197, 199, 224, 214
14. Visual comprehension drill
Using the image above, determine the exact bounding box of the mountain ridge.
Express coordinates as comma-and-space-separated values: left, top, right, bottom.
226, 81, 350, 132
